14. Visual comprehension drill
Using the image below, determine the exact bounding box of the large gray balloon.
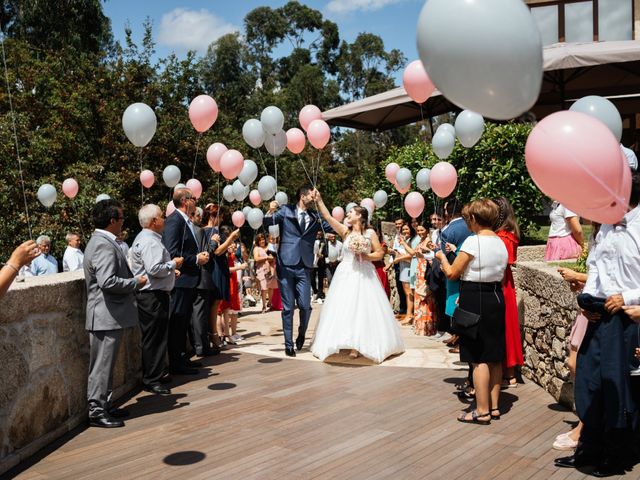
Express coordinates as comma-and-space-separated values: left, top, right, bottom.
122, 103, 157, 147
395, 168, 412, 189
417, 0, 543, 120
416, 168, 431, 192
373, 190, 388, 209
264, 130, 287, 156
242, 206, 252, 218
257, 175, 277, 200
238, 159, 258, 186
247, 208, 264, 230
569, 96, 622, 142
261, 106, 284, 135
232, 179, 249, 201
455, 110, 485, 148
345, 202, 357, 213
275, 191, 288, 206
163, 165, 181, 188
432, 130, 455, 160
37, 183, 57, 208
437, 123, 455, 137
223, 185, 235, 203
95, 193, 111, 203
242, 119, 266, 149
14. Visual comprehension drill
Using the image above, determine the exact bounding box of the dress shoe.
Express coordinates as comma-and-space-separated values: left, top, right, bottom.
295, 337, 305, 351
108, 407, 130, 418
554, 453, 598, 469
143, 384, 172, 395
169, 367, 199, 375
198, 347, 220, 357
285, 347, 296, 357
186, 360, 202, 368
89, 411, 124, 428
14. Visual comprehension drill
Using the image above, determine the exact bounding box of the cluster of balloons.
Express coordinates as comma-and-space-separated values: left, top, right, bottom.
37, 178, 95, 208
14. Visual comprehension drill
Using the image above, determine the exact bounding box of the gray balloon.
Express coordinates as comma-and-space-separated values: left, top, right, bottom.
345, 202, 357, 213
395, 168, 412, 189
258, 175, 277, 201
163, 165, 181, 188
437, 123, 455, 137
569, 96, 622, 142
264, 130, 287, 157
242, 119, 266, 149
417, 0, 542, 120
432, 130, 455, 160
37, 183, 57, 208
242, 206, 252, 218
232, 179, 249, 201
373, 190, 388, 209
268, 225, 280, 238
223, 185, 235, 203
261, 106, 284, 135
95, 193, 111, 203
275, 191, 288, 205
238, 159, 258, 186
416, 168, 431, 192
247, 208, 264, 230
455, 110, 485, 148
122, 102, 157, 147
173, 183, 186, 190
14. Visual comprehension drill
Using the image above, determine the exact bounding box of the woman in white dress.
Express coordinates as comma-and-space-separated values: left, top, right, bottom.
310, 190, 405, 363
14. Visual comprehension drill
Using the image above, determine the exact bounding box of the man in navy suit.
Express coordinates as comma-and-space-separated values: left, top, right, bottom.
265, 186, 331, 357
162, 188, 210, 374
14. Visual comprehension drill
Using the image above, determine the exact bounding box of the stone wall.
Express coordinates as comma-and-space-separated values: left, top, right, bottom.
513, 261, 577, 407
0, 271, 141, 475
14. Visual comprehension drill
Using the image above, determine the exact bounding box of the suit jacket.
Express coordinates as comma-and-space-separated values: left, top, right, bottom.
83, 231, 139, 331
264, 204, 331, 268
195, 225, 214, 290
441, 217, 472, 263
162, 210, 201, 288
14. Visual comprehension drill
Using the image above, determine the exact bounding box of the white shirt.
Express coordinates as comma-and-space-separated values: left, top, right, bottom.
129, 229, 176, 291
63, 246, 84, 272
327, 240, 343, 262
459, 235, 508, 283
622, 145, 638, 171
295, 207, 308, 230
548, 203, 577, 238
583, 205, 640, 305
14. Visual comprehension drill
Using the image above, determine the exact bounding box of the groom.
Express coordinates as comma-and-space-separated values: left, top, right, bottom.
265, 186, 331, 357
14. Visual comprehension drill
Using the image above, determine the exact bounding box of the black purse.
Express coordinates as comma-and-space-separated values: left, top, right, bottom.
451, 236, 481, 340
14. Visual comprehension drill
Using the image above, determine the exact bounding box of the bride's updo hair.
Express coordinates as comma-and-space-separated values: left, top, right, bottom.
349, 205, 369, 230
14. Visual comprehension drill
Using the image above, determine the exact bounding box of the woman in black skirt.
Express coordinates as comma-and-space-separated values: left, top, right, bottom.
436, 199, 508, 425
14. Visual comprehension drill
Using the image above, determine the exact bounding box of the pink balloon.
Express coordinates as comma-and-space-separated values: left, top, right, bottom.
360, 198, 375, 213
396, 184, 411, 195
385, 163, 400, 183
299, 105, 322, 131
186, 179, 203, 199
403, 60, 436, 104
286, 128, 306, 154
307, 119, 331, 149
62, 178, 79, 199
404, 191, 425, 218
189, 95, 218, 133
430, 162, 458, 198
332, 206, 345, 222
249, 189, 262, 206
207, 143, 227, 172
232, 211, 245, 228
166, 201, 176, 216
139, 170, 155, 189
220, 149, 244, 180
525, 111, 629, 216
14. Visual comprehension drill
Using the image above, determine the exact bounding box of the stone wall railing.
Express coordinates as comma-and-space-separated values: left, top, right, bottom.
0, 271, 141, 475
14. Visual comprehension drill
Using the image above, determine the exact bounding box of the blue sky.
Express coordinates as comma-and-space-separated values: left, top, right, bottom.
103, 0, 425, 83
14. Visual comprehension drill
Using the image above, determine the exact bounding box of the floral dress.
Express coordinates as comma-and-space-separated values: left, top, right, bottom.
413, 238, 437, 336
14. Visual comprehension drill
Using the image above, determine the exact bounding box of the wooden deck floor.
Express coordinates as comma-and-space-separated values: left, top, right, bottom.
6, 311, 640, 479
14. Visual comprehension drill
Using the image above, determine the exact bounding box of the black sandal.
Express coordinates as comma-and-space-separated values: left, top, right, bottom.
457, 387, 475, 400
455, 380, 470, 391
490, 408, 501, 420
457, 410, 491, 425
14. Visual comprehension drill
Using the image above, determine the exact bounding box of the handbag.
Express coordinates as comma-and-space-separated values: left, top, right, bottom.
451, 236, 481, 340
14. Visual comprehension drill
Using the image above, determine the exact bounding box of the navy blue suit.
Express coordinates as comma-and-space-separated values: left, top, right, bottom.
264, 204, 331, 349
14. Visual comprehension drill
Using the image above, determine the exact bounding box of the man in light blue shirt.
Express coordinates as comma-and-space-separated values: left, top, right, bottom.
31, 235, 59, 276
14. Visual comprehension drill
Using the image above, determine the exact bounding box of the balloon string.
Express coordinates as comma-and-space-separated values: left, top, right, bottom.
138, 149, 144, 206
71, 201, 86, 241
257, 149, 268, 176
1, 35, 33, 240
192, 134, 202, 178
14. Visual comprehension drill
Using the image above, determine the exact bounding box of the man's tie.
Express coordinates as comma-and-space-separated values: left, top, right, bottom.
299, 211, 306, 231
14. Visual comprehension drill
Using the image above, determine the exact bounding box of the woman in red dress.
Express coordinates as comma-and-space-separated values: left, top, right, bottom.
494, 197, 523, 386
372, 228, 390, 298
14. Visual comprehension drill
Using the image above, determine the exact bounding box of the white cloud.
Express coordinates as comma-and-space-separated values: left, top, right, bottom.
326, 0, 402, 14
157, 8, 238, 52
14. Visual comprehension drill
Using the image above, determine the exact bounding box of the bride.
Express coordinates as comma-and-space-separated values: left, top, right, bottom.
310, 189, 405, 363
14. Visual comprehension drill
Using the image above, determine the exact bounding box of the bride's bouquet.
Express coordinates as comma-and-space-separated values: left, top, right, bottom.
348, 233, 370, 255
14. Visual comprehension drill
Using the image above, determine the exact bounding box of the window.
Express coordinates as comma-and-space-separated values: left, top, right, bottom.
531, 5, 560, 45
599, 0, 633, 40
565, 2, 594, 42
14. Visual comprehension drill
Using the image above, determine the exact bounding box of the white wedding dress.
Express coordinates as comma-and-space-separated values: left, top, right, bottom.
311, 230, 405, 364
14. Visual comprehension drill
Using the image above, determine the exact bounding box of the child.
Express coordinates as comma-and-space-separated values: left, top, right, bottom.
218, 240, 247, 344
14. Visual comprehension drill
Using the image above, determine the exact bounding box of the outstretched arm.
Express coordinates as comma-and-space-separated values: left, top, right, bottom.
311, 190, 349, 239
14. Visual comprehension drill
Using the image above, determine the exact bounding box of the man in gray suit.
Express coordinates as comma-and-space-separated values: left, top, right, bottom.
84, 199, 147, 428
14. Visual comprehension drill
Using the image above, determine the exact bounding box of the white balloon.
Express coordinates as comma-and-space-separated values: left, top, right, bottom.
95, 193, 111, 203
242, 119, 266, 149
122, 102, 157, 147
570, 96, 623, 142
373, 190, 388, 209
264, 130, 287, 157
275, 191, 288, 206
437, 123, 455, 137
416, 168, 431, 192
238, 159, 258, 186
247, 207, 264, 230
163, 165, 181, 188
232, 179, 249, 201
223, 185, 235, 203
395, 168, 412, 189
455, 110, 485, 148
242, 206, 252, 218
261, 106, 285, 135
37, 184, 57, 208
417, 0, 543, 120
257, 175, 277, 201
345, 202, 357, 213
432, 130, 455, 160
173, 183, 186, 190
268, 225, 280, 238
